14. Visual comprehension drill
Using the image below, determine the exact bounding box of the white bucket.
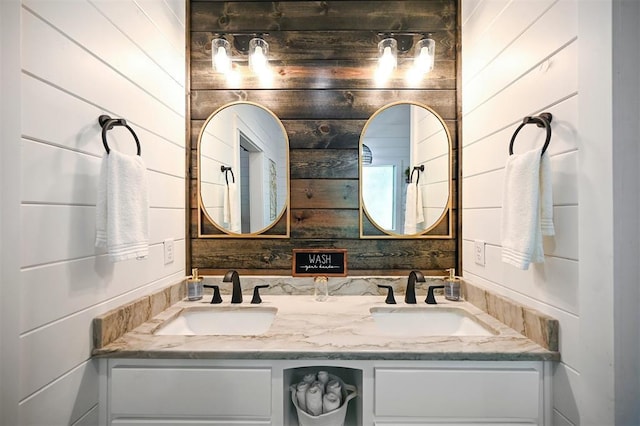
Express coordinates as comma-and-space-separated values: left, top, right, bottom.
290, 375, 357, 426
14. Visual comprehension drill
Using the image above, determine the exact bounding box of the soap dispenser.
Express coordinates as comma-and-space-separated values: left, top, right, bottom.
187, 268, 204, 301
443, 268, 460, 301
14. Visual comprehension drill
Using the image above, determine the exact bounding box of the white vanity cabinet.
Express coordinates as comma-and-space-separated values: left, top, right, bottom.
100, 359, 274, 425
99, 359, 551, 426
373, 361, 550, 425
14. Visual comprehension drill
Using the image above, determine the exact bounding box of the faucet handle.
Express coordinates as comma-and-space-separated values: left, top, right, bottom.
251, 285, 269, 304
425, 285, 445, 304
377, 285, 396, 304
203, 284, 222, 304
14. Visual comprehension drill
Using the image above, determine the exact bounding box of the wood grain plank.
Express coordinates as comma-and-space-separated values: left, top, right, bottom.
285, 120, 364, 149
191, 60, 457, 90
291, 209, 359, 239
191, 238, 456, 272
290, 149, 358, 179
191, 89, 457, 120
191, 1, 456, 32
290, 179, 359, 209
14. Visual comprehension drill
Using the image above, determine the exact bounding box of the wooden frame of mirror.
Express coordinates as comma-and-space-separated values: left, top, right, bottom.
197, 101, 290, 238
359, 101, 453, 239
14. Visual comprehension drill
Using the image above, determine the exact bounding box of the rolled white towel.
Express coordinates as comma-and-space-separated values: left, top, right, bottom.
302, 373, 316, 384
323, 391, 341, 413
305, 384, 323, 416
311, 381, 325, 395
326, 379, 342, 404
317, 371, 329, 388
296, 381, 310, 412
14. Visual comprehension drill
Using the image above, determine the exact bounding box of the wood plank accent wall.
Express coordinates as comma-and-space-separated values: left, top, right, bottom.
189, 0, 459, 275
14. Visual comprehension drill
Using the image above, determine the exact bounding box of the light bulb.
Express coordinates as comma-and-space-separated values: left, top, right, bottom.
251, 46, 267, 71
211, 38, 232, 74
249, 38, 269, 74
214, 46, 231, 74
415, 47, 434, 72
414, 37, 435, 74
376, 37, 398, 82
379, 46, 396, 73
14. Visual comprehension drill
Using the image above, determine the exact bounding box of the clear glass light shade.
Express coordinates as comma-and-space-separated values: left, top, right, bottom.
249, 38, 269, 74
414, 37, 435, 73
212, 38, 232, 74
377, 38, 398, 74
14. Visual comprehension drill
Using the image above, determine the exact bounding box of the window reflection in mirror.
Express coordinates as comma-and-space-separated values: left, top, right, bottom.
362, 165, 396, 230
360, 102, 451, 237
198, 102, 289, 237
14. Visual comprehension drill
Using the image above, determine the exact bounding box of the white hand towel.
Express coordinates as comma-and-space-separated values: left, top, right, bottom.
223, 182, 231, 224
501, 147, 554, 270
227, 182, 242, 234
404, 182, 424, 234
539, 154, 555, 236
415, 183, 425, 224
404, 183, 418, 234
96, 151, 149, 262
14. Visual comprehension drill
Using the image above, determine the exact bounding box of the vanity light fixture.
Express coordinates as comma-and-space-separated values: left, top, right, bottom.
211, 33, 271, 82
211, 37, 232, 74
375, 32, 436, 84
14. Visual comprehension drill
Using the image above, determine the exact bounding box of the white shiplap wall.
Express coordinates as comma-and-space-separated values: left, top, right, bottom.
11, 0, 187, 424
461, 0, 614, 424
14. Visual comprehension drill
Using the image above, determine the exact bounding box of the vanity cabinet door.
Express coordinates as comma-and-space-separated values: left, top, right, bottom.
109, 366, 271, 419
374, 366, 541, 422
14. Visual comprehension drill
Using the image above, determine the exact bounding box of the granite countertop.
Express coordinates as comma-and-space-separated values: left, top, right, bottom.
93, 290, 559, 361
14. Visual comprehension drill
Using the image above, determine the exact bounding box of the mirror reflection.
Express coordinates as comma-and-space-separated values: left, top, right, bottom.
360, 102, 451, 236
198, 102, 289, 235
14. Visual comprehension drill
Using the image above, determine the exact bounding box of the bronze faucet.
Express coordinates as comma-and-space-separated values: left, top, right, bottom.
405, 270, 425, 304
223, 270, 243, 303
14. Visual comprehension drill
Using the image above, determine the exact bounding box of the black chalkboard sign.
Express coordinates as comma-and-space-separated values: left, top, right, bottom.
292, 249, 347, 277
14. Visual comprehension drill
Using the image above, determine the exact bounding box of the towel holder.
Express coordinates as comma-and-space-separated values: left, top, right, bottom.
408, 165, 425, 184
221, 165, 235, 185
508, 112, 552, 156
98, 115, 141, 156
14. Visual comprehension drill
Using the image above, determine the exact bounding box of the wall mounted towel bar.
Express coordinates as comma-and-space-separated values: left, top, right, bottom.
509, 112, 553, 156
408, 165, 425, 184
221, 165, 235, 184
98, 114, 141, 156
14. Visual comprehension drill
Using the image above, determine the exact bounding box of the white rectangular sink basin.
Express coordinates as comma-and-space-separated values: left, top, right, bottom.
154, 306, 277, 336
370, 306, 497, 337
